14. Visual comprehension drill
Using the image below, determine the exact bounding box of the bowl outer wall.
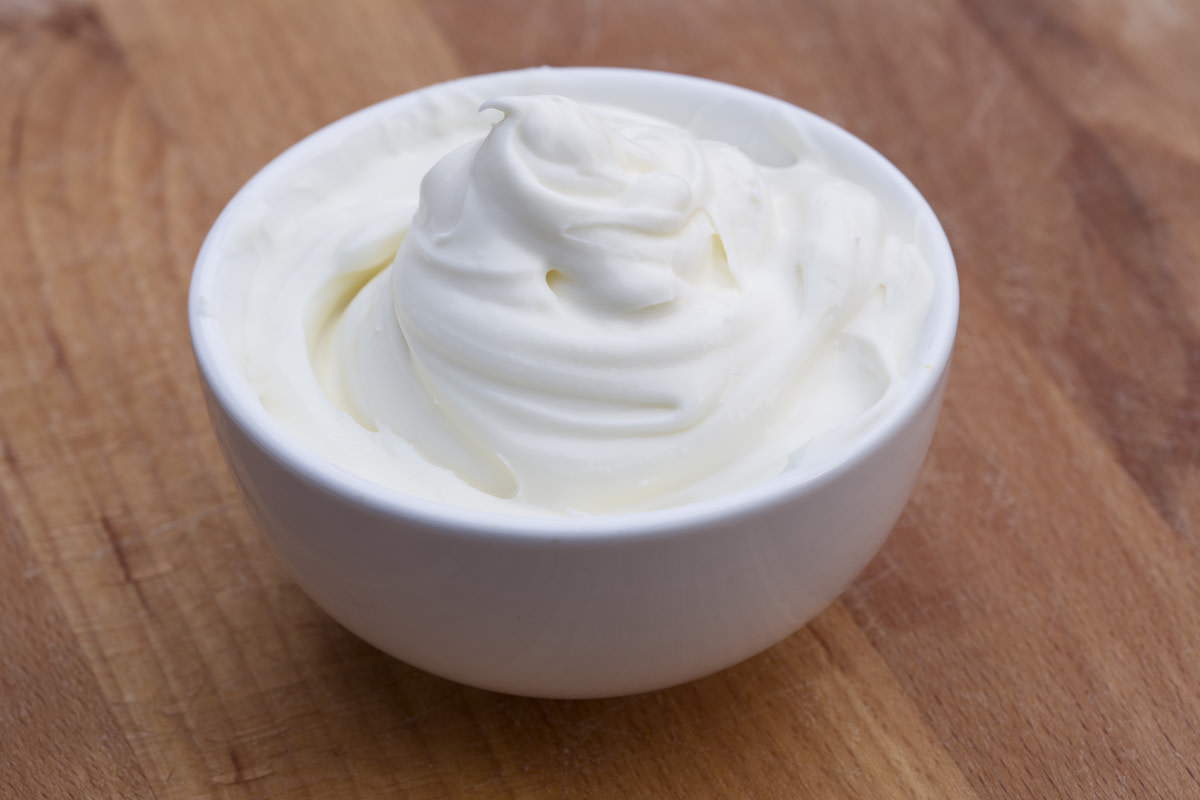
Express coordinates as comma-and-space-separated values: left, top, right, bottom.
189, 67, 959, 698
202, 364, 949, 698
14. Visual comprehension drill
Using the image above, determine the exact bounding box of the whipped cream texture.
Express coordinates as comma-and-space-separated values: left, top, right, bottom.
237, 92, 933, 514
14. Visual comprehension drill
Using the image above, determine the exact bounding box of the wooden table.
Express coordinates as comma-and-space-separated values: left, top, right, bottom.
4, 1, 1199, 797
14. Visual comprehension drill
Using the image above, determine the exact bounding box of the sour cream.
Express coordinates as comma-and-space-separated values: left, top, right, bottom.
238, 92, 933, 514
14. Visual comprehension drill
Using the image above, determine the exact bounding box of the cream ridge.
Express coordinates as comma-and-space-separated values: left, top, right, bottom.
235, 92, 933, 515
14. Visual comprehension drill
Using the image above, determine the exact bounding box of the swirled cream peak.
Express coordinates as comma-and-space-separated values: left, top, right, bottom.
244, 93, 933, 514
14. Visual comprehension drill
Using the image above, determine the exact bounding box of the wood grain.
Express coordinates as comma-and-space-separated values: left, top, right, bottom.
2, 0, 1199, 797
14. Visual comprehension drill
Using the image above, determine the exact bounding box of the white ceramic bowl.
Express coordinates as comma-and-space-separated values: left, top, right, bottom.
189, 68, 958, 698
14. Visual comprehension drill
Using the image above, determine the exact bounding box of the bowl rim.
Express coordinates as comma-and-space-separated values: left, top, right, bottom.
189, 66, 959, 543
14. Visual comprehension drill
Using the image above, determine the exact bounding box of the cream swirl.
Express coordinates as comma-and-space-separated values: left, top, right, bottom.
303, 95, 933, 513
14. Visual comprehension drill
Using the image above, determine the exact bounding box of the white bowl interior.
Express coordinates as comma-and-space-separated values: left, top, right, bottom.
189, 66, 959, 539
